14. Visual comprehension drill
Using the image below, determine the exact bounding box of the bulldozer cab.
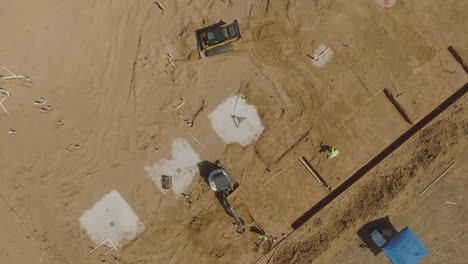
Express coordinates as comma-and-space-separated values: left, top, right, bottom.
195, 20, 241, 58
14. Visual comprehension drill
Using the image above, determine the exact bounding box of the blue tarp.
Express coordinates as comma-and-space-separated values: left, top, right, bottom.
382, 227, 429, 264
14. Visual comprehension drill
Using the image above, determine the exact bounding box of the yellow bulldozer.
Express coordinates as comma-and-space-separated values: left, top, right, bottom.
195, 20, 241, 58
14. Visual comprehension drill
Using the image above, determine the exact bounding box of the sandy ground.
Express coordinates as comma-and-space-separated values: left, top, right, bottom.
0, 0, 467, 263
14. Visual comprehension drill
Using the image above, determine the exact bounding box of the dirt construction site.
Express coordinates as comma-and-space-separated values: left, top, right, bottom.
0, 0, 467, 263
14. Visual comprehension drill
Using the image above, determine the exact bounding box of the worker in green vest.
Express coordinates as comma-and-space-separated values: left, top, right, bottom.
327, 146, 339, 159
258, 234, 269, 242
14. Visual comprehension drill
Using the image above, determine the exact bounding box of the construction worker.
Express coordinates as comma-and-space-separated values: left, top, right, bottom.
327, 146, 339, 159
258, 234, 269, 242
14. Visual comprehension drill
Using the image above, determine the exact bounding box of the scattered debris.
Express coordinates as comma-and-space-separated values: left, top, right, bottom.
0, 66, 32, 84
181, 193, 193, 203
0, 88, 10, 113
65, 144, 81, 152
183, 119, 193, 127
173, 98, 185, 109
33, 97, 48, 105
167, 53, 176, 68
40, 105, 53, 113
8, 129, 16, 134
154, 1, 166, 13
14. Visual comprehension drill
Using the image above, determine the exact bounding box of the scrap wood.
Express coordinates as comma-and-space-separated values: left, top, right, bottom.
40, 105, 53, 113
89, 238, 119, 255
166, 53, 176, 68
299, 157, 331, 190
312, 46, 329, 61
33, 97, 47, 105
154, 1, 166, 13
183, 119, 193, 127
0, 88, 9, 113
168, 57, 176, 68
173, 98, 185, 109
0, 66, 32, 84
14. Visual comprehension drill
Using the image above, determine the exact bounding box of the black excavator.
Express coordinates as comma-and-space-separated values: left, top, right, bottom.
208, 161, 246, 231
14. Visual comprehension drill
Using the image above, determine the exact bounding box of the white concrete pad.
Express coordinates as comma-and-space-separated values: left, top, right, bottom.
144, 138, 201, 194
209, 96, 264, 146
79, 190, 144, 248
